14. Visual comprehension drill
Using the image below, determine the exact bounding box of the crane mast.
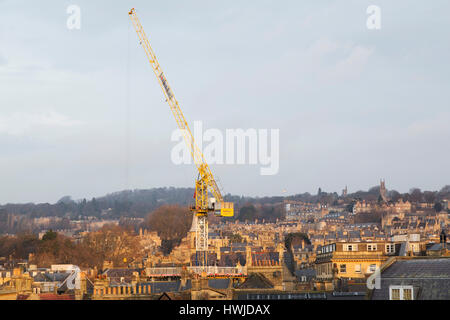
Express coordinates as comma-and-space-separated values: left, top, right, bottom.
128, 8, 234, 269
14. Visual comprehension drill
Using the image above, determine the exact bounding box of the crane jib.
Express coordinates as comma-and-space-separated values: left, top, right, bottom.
159, 73, 174, 99
129, 8, 234, 222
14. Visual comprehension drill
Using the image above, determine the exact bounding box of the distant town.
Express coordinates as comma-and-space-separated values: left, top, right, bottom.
1, 181, 449, 300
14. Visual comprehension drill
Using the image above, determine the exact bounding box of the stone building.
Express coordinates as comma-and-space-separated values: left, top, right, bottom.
315, 241, 402, 283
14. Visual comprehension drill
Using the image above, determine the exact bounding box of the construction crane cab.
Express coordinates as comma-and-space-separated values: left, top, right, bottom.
191, 164, 234, 217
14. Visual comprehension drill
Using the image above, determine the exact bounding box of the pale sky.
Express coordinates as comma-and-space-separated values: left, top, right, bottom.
0, 0, 449, 204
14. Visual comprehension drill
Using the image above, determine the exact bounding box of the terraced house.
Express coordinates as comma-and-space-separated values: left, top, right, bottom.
314, 241, 403, 281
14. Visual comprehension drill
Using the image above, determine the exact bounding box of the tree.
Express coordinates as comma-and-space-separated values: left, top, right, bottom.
228, 233, 244, 244
33, 232, 79, 267
142, 205, 191, 242
0, 234, 40, 260
57, 196, 74, 204
238, 204, 257, 221
434, 202, 443, 213
353, 211, 383, 224
423, 191, 437, 204
409, 188, 423, 203
81, 224, 142, 269
346, 202, 355, 213
388, 190, 401, 202
439, 185, 450, 194
42, 230, 57, 241
285, 233, 310, 250
368, 186, 380, 194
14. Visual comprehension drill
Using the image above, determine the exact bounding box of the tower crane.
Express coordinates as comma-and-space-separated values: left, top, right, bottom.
128, 8, 234, 270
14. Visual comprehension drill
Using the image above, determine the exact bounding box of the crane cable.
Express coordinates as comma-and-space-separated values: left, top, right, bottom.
125, 20, 131, 192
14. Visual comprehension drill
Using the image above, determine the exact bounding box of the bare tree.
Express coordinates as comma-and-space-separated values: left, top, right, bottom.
142, 205, 192, 241
409, 188, 423, 203
81, 224, 143, 269
423, 191, 437, 204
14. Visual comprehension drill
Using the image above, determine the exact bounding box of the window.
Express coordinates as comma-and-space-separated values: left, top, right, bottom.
386, 244, 395, 254
322, 244, 334, 254
367, 244, 377, 251
391, 288, 400, 300
340, 264, 346, 273
355, 264, 361, 273
389, 286, 414, 300
403, 289, 412, 300
344, 244, 358, 251
368, 264, 377, 273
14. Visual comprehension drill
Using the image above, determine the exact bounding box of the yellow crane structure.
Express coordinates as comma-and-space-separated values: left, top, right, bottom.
128, 8, 234, 268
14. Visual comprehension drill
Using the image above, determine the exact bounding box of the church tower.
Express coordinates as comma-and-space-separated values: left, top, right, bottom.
380, 179, 388, 202
342, 186, 348, 197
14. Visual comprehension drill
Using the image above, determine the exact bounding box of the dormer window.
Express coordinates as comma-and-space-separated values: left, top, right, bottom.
386, 244, 395, 254
367, 244, 377, 251
344, 244, 358, 251
391, 288, 400, 300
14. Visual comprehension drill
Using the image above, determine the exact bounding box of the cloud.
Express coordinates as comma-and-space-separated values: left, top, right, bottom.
306, 38, 340, 57
407, 112, 450, 136
0, 111, 84, 136
329, 45, 374, 80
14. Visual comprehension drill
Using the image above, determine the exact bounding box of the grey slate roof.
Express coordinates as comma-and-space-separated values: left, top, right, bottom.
348, 231, 361, 239
218, 252, 246, 267
427, 243, 444, 251
208, 279, 231, 290
294, 269, 316, 282
382, 258, 450, 278
371, 258, 450, 300
238, 273, 274, 289
148, 281, 181, 293
180, 279, 192, 291
34, 272, 71, 283
103, 268, 139, 282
